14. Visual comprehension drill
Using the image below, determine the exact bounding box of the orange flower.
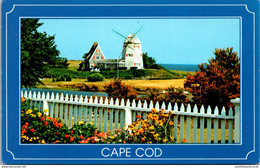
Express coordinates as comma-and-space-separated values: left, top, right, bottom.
139, 128, 144, 134
54, 140, 59, 143
80, 135, 84, 139
44, 121, 48, 126
25, 122, 29, 126
136, 115, 141, 119
169, 121, 173, 126
182, 139, 187, 143
47, 117, 52, 120
21, 97, 26, 102
58, 123, 63, 127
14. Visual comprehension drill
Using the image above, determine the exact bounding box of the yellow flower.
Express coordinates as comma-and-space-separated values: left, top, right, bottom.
41, 140, 46, 144
25, 137, 29, 140
37, 112, 42, 118
151, 108, 157, 113
169, 121, 173, 126
148, 141, 152, 143
160, 109, 165, 113
123, 127, 126, 130
34, 137, 37, 140
159, 121, 163, 126
111, 136, 115, 139
26, 109, 33, 114
163, 139, 167, 143
149, 126, 155, 130
29, 138, 32, 142
78, 121, 84, 125
34, 108, 38, 111
164, 114, 169, 118
44, 109, 49, 113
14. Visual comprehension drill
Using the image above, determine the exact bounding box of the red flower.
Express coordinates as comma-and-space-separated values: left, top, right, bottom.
136, 115, 141, 119
21, 130, 27, 135
25, 122, 29, 126
40, 117, 45, 121
56, 132, 60, 135
80, 135, 84, 139
54, 123, 58, 127
71, 130, 73, 134
44, 121, 48, 126
65, 134, 70, 139
30, 129, 35, 133
53, 118, 57, 122
70, 136, 74, 142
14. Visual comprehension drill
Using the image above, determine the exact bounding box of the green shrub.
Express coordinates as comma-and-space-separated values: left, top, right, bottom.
87, 73, 104, 82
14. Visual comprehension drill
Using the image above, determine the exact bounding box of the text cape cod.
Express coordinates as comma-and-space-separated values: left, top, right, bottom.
101, 147, 162, 158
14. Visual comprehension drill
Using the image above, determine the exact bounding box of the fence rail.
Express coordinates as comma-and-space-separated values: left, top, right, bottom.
21, 90, 240, 144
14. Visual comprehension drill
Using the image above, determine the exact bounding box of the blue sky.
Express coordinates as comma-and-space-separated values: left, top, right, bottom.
38, 18, 240, 64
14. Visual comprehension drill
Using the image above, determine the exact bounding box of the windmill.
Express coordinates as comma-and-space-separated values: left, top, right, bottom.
112, 27, 144, 73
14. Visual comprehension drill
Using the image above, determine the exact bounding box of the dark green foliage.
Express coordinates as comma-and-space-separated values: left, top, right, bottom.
142, 52, 156, 69
21, 19, 61, 88
54, 57, 70, 69
87, 73, 104, 82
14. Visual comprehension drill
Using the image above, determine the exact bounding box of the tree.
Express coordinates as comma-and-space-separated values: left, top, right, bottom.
104, 78, 137, 100
184, 47, 240, 107
21, 19, 60, 88
142, 53, 156, 69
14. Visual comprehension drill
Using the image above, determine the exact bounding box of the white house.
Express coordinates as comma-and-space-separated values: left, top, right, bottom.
84, 42, 106, 69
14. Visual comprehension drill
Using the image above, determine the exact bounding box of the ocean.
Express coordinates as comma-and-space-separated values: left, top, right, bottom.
159, 64, 199, 72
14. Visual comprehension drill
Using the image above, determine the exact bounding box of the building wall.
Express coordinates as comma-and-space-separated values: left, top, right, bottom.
124, 43, 143, 69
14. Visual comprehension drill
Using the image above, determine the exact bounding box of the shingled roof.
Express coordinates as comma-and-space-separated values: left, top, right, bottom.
84, 42, 98, 61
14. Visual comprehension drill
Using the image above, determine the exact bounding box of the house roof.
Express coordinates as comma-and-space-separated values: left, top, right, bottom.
84, 42, 98, 62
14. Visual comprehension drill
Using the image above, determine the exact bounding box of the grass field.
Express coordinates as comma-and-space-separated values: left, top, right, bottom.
68, 60, 83, 71
38, 78, 186, 91
38, 60, 193, 91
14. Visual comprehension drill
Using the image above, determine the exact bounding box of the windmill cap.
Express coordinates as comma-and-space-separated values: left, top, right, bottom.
125, 33, 141, 44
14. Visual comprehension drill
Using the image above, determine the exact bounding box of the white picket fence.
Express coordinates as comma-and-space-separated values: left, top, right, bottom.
21, 90, 240, 144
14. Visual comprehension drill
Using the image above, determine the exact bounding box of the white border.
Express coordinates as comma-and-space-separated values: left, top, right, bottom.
4, 4, 256, 161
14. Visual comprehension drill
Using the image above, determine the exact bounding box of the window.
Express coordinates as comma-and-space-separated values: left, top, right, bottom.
96, 56, 100, 59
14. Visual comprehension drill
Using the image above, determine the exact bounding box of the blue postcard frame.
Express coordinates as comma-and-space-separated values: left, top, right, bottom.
1, 0, 259, 164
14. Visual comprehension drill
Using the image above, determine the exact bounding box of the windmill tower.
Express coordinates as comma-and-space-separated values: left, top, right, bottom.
113, 27, 143, 69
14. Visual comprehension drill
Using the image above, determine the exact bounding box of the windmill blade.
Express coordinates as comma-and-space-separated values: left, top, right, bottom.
127, 26, 143, 42
112, 29, 128, 39
133, 26, 143, 37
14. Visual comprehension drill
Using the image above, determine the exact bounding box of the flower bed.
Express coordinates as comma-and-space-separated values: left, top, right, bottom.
21, 97, 186, 144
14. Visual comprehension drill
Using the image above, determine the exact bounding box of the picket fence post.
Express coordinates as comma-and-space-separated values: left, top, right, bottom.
231, 98, 240, 143
43, 101, 49, 116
